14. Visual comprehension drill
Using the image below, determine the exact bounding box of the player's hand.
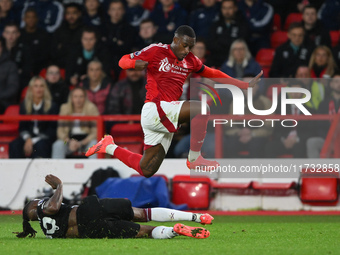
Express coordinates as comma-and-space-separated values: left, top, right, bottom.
134, 60, 148, 70
68, 139, 80, 152
248, 70, 263, 87
45, 174, 62, 189
24, 138, 33, 157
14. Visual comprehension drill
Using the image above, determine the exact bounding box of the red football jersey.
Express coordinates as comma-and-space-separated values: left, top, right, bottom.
130, 43, 204, 102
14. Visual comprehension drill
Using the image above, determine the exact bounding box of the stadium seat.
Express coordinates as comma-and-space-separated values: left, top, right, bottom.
256, 48, 275, 66
110, 123, 144, 154
252, 181, 297, 196
142, 0, 156, 10
0, 143, 9, 159
330, 30, 340, 47
172, 175, 211, 209
272, 13, 282, 31
20, 86, 28, 102
284, 13, 302, 30
270, 31, 288, 48
0, 105, 20, 136
299, 169, 339, 205
39, 68, 66, 79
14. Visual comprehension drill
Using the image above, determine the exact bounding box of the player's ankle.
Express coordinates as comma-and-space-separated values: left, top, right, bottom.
106, 144, 118, 155
188, 150, 200, 162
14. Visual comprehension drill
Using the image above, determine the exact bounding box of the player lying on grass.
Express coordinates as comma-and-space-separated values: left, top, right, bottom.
14, 175, 212, 239
86, 25, 262, 177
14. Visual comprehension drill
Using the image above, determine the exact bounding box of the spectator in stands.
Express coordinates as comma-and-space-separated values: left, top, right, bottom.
104, 0, 136, 80
0, 0, 16, 35
9, 76, 58, 158
50, 3, 83, 68
82, 0, 105, 34
265, 80, 315, 158
309, 45, 338, 78
318, 0, 340, 30
295, 65, 325, 111
2, 22, 31, 90
79, 60, 112, 115
149, 0, 187, 43
52, 87, 99, 159
207, 0, 248, 67
105, 69, 146, 115
20, 8, 49, 77
270, 22, 313, 78
192, 38, 207, 63
136, 18, 159, 50
20, 0, 64, 33
66, 27, 111, 86
220, 39, 261, 79
225, 75, 272, 158
302, 5, 331, 48
307, 73, 340, 158
45, 65, 69, 110
238, 0, 273, 56
0, 38, 19, 114
126, 0, 150, 28
189, 0, 219, 39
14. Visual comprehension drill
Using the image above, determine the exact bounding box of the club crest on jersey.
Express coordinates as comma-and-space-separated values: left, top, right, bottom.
159, 57, 189, 74
159, 57, 171, 72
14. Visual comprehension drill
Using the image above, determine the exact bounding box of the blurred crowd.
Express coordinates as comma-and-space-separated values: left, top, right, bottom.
1, 0, 340, 159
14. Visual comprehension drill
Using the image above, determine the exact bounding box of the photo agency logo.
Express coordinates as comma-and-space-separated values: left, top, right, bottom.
199, 81, 312, 128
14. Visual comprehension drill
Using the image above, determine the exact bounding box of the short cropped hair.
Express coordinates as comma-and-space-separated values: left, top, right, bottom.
65, 3, 82, 11
288, 22, 304, 32
174, 25, 196, 38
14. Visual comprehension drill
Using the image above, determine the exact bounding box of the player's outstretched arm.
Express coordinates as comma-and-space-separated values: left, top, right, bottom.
199, 65, 263, 89
43, 174, 63, 215
119, 54, 148, 70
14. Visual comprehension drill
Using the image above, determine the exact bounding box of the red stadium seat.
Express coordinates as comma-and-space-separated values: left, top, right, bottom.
142, 0, 157, 11
172, 175, 211, 209
39, 68, 66, 79
0, 105, 20, 136
20, 86, 28, 102
330, 30, 340, 47
256, 48, 275, 66
110, 123, 144, 154
0, 143, 10, 159
271, 31, 288, 48
284, 13, 302, 30
299, 169, 339, 206
272, 13, 282, 31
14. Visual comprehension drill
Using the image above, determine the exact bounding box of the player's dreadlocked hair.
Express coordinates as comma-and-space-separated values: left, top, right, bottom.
14, 201, 37, 238
174, 25, 196, 39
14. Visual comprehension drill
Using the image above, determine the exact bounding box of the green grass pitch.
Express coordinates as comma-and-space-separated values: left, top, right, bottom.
1, 215, 340, 255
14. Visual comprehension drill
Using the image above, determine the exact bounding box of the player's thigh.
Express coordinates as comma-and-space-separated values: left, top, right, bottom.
178, 100, 206, 124
105, 220, 141, 238
99, 198, 134, 221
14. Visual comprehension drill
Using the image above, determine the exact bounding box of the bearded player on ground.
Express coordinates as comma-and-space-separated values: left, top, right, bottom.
86, 25, 262, 177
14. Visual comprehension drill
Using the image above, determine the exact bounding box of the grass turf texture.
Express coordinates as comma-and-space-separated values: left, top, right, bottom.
1, 215, 340, 255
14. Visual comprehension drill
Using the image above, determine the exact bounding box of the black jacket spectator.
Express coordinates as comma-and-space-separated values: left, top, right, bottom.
9, 76, 58, 158
50, 3, 84, 68
65, 43, 111, 85
0, 44, 19, 114
270, 41, 313, 78
189, 0, 220, 39
20, 9, 50, 76
105, 70, 146, 115
149, 1, 187, 43
207, 0, 248, 67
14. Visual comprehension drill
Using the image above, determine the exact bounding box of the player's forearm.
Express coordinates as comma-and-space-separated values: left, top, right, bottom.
119, 54, 136, 69
44, 184, 63, 214
200, 66, 249, 89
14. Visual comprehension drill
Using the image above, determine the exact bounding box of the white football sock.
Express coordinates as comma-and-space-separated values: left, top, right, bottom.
106, 144, 118, 155
151, 226, 177, 239
149, 208, 193, 222
188, 150, 200, 162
